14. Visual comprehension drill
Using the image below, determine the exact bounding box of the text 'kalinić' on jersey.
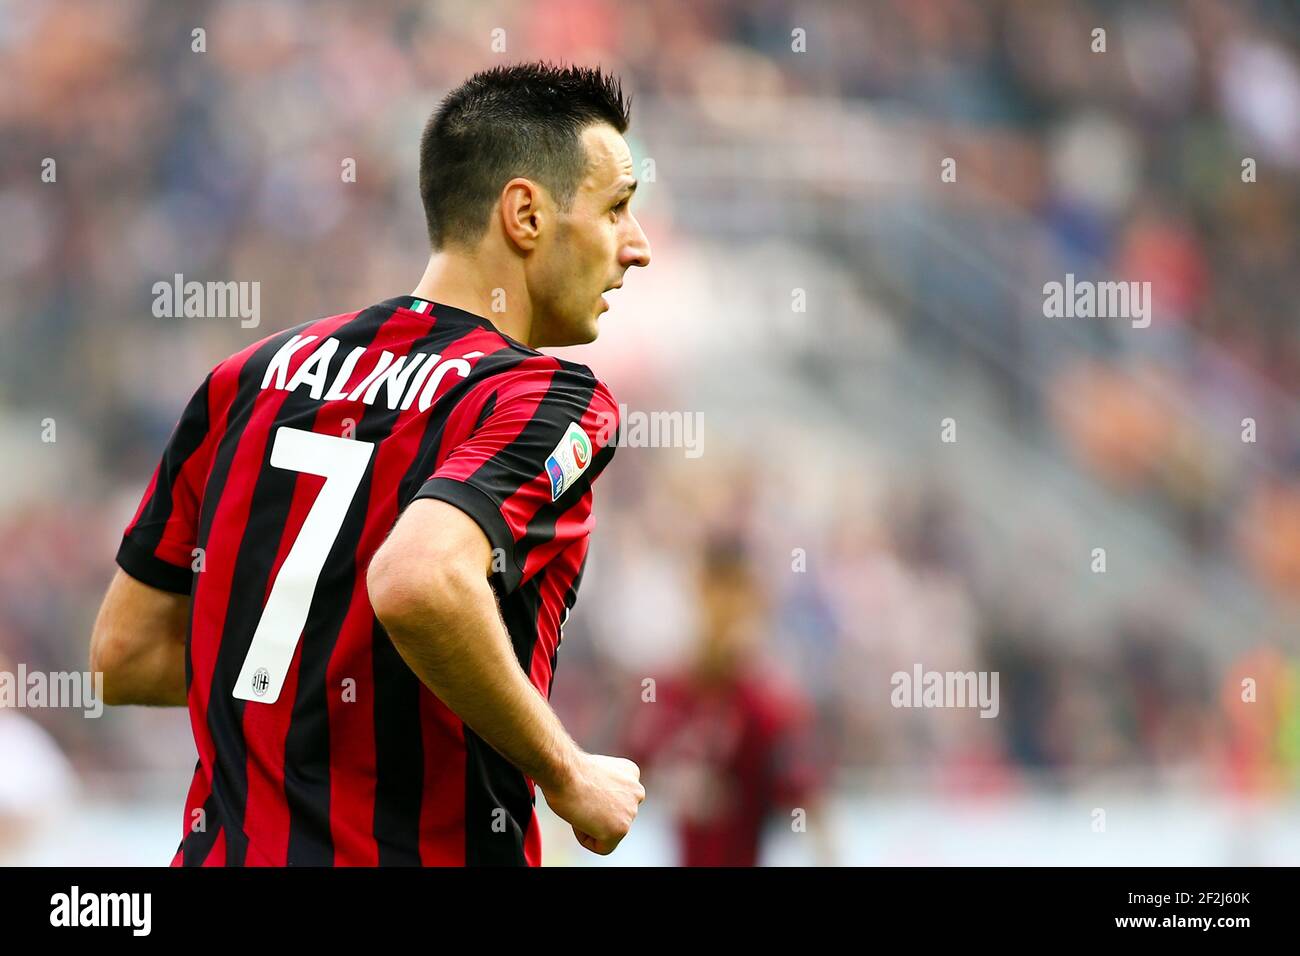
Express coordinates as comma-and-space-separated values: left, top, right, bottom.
116, 298, 619, 866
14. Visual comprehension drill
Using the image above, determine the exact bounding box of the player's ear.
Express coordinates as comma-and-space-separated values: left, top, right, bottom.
499, 178, 542, 252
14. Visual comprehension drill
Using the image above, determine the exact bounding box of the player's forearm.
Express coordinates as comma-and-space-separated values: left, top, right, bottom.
373, 565, 579, 792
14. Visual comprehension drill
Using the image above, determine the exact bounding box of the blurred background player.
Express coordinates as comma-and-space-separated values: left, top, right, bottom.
623, 538, 832, 866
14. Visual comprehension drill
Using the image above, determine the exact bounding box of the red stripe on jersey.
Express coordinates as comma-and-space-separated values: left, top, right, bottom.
168, 353, 250, 866
178, 343, 261, 790
528, 537, 587, 695
524, 809, 542, 866
323, 594, 379, 865
417, 693, 468, 864
204, 828, 227, 867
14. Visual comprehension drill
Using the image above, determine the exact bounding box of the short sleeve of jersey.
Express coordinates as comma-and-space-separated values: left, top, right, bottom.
412, 362, 618, 596
115, 373, 215, 594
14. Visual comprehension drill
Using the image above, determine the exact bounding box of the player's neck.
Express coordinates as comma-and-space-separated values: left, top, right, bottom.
411, 250, 535, 346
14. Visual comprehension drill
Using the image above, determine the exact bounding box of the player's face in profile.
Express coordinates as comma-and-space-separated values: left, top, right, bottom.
532, 123, 651, 346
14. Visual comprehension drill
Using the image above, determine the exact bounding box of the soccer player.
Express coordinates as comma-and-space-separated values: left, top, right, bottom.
88, 62, 651, 866
622, 539, 829, 866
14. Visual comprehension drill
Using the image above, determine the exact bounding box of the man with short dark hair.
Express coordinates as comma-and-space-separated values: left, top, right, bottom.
90, 62, 651, 866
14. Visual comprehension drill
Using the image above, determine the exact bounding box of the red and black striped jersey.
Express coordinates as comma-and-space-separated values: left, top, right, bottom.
115, 297, 619, 866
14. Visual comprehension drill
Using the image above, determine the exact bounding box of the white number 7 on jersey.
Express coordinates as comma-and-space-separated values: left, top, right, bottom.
233, 426, 374, 704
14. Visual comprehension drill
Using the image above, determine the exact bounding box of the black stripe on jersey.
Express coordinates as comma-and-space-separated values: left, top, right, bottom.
472, 390, 498, 431
464, 575, 543, 866
498, 568, 543, 672
184, 333, 291, 867
183, 797, 224, 866
546, 553, 587, 698
370, 345, 532, 864
370, 616, 423, 865
179, 759, 222, 866
116, 536, 195, 595
564, 551, 587, 618
118, 373, 212, 593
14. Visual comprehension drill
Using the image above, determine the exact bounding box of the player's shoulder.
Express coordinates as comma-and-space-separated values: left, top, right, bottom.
475, 350, 618, 413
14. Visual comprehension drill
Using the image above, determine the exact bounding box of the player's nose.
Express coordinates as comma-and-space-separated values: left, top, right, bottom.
620, 215, 651, 270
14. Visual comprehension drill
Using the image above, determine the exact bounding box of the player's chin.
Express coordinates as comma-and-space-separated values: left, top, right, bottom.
568, 311, 602, 346
549, 301, 604, 346
535, 308, 599, 347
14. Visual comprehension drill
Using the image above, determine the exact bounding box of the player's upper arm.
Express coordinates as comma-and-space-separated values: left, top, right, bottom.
366, 498, 494, 630
90, 568, 190, 703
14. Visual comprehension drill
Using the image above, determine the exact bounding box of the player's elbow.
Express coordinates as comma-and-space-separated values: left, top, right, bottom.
89, 627, 133, 706
88, 627, 114, 682
365, 558, 422, 632
366, 546, 476, 639
369, 498, 495, 642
